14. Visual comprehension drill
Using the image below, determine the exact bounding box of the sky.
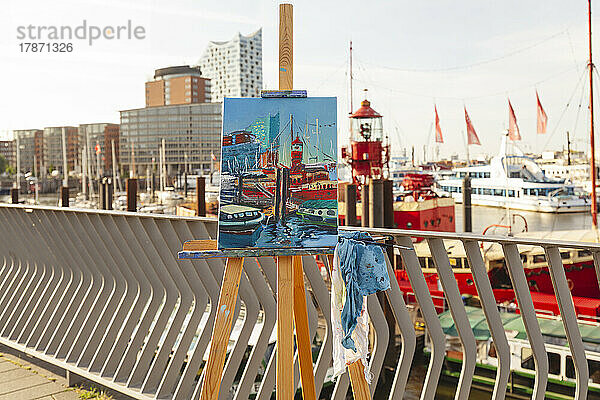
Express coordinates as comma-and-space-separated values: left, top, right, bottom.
1, 0, 599, 162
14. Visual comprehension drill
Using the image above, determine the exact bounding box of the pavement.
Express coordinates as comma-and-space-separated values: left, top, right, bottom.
0, 350, 80, 400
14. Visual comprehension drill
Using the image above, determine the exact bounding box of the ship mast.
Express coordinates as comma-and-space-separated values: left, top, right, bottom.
589, 0, 598, 228
349, 41, 353, 114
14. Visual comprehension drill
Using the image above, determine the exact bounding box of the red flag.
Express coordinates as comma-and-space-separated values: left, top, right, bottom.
434, 105, 443, 143
536, 91, 548, 134
508, 99, 521, 141
464, 107, 481, 145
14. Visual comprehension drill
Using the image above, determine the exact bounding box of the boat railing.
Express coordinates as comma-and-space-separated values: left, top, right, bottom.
0, 203, 596, 400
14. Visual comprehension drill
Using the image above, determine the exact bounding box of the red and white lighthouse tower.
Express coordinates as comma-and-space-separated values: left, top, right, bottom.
342, 95, 390, 185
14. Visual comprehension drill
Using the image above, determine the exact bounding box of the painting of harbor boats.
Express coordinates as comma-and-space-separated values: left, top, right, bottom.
217, 97, 338, 249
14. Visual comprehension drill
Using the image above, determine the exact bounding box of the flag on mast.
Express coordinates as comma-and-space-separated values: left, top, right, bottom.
536, 91, 548, 134
464, 106, 481, 145
508, 98, 521, 141
434, 105, 443, 143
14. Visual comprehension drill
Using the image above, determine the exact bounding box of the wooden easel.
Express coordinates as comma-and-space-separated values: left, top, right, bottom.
179, 4, 372, 400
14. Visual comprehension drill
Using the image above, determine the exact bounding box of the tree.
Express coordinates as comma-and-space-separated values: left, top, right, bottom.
0, 155, 7, 173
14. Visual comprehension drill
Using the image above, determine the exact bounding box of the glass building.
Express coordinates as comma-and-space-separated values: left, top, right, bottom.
119, 103, 222, 175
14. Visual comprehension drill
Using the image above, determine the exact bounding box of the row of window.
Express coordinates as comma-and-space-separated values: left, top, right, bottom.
440, 185, 517, 197
523, 187, 575, 195
440, 185, 575, 197
519, 347, 600, 384
458, 171, 491, 178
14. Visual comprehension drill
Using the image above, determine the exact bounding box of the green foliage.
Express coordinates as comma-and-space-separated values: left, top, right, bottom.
0, 155, 7, 172
78, 386, 113, 399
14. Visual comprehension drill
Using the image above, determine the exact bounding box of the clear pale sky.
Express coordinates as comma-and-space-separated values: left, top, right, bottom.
1, 0, 598, 161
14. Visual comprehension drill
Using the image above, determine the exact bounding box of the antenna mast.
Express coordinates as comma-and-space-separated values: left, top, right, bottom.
589, 0, 598, 228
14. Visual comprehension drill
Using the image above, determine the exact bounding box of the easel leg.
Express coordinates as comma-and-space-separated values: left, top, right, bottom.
348, 360, 372, 400
293, 255, 316, 400
200, 257, 244, 400
277, 255, 294, 399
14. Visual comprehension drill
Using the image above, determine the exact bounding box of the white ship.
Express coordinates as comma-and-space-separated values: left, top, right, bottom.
434, 134, 590, 213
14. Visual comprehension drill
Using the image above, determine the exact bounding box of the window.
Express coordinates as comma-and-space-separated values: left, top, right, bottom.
533, 254, 546, 263
548, 352, 561, 375
560, 251, 570, 260
521, 347, 535, 370
578, 250, 592, 258
567, 357, 600, 384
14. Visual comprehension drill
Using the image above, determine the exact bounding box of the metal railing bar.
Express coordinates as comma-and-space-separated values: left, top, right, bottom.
155, 219, 210, 399
396, 236, 445, 400
301, 254, 333, 398
61, 212, 122, 365
367, 291, 390, 397
33, 211, 86, 355
108, 216, 165, 384
137, 218, 195, 394
169, 222, 220, 400
382, 252, 416, 400
0, 208, 36, 339
84, 214, 142, 373
91, 214, 150, 375
427, 238, 476, 400
124, 217, 179, 389
3, 211, 53, 342
17, 211, 70, 350
502, 243, 548, 400
175, 221, 222, 400
462, 240, 510, 400
544, 246, 589, 400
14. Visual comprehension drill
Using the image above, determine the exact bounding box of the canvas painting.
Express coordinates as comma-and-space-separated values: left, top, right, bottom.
217, 97, 338, 249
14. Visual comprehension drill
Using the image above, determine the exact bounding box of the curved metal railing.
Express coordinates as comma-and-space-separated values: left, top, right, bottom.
0, 204, 594, 400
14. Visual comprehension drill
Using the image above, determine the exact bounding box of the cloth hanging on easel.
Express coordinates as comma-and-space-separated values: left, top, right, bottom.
331, 231, 391, 383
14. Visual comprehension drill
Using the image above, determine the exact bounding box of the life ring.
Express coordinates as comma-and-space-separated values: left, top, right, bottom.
568, 278, 575, 291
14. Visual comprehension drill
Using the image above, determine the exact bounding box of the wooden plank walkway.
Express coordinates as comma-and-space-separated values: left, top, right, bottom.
0, 351, 79, 400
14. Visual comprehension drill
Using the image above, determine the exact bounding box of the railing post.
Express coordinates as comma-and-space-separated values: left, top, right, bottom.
345, 183, 357, 226
126, 178, 137, 212
196, 176, 206, 217
61, 186, 69, 207
10, 188, 18, 204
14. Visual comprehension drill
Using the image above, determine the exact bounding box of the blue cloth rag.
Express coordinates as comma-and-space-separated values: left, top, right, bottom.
337, 231, 391, 351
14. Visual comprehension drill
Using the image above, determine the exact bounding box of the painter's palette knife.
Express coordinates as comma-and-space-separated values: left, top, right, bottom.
217, 97, 338, 249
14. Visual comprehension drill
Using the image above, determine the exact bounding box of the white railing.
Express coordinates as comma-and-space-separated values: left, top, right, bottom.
0, 204, 596, 400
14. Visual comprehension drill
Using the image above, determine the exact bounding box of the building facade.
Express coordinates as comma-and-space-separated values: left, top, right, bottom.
13, 129, 43, 174
145, 65, 211, 107
0, 140, 15, 170
119, 103, 222, 175
43, 127, 80, 174
104, 124, 120, 172
198, 29, 263, 101
80, 123, 119, 177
